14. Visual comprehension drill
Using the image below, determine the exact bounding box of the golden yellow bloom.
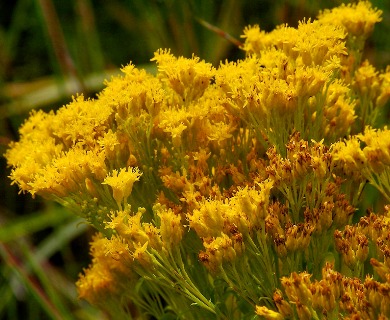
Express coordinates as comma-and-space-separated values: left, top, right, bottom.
241, 24, 273, 53
331, 136, 367, 180
76, 234, 135, 308
98, 63, 164, 118
323, 80, 356, 139
151, 49, 214, 103
359, 126, 390, 172
155, 204, 184, 249
189, 198, 225, 238
105, 207, 149, 246
233, 179, 273, 230
377, 66, 390, 108
132, 241, 153, 269
318, 1, 382, 38
241, 19, 347, 67
97, 129, 120, 161
207, 121, 234, 147
288, 63, 331, 98
334, 226, 369, 270
76, 261, 116, 306
200, 233, 239, 273
255, 306, 284, 320
272, 290, 293, 317
103, 167, 142, 209
354, 60, 381, 98
51, 95, 113, 147
281, 271, 313, 305
292, 19, 347, 66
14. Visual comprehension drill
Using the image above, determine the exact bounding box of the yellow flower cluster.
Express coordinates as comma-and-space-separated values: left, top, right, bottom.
332, 126, 390, 202
317, 1, 382, 38
76, 233, 136, 315
5, 1, 390, 319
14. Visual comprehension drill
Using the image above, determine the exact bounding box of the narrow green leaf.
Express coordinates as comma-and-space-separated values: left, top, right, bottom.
0, 205, 70, 243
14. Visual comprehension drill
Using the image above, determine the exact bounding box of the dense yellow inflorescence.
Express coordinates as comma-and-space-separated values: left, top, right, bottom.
5, 1, 390, 319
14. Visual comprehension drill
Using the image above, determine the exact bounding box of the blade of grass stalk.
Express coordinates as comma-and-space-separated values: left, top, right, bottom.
0, 243, 66, 319
196, 17, 243, 49
103, 0, 137, 30
34, 0, 84, 93
34, 218, 89, 301
106, 0, 173, 55
5, 289, 17, 320
2, 230, 100, 319
18, 240, 75, 319
1, 65, 156, 119
163, 1, 195, 61
133, 1, 172, 54
0, 205, 70, 243
3, 0, 31, 61
213, 0, 243, 62
34, 216, 87, 266
75, 0, 105, 74
0, 269, 15, 317
1, 71, 114, 119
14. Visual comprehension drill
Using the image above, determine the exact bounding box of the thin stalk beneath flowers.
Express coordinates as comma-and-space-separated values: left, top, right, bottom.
244, 228, 277, 298
150, 247, 218, 316
219, 265, 256, 307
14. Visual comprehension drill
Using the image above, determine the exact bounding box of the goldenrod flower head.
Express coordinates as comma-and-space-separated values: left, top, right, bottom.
76, 260, 116, 306
142, 222, 163, 251
154, 203, 184, 249
285, 222, 314, 252
160, 168, 192, 194
242, 19, 347, 67
5, 110, 61, 194
105, 208, 149, 246
189, 198, 225, 238
331, 136, 367, 179
293, 19, 347, 66
99, 63, 164, 118
354, 60, 381, 98
358, 126, 390, 173
9, 144, 107, 199
288, 63, 331, 98
52, 95, 113, 147
255, 306, 284, 320
281, 271, 313, 305
103, 167, 142, 209
103, 235, 135, 273
334, 226, 369, 270
233, 179, 273, 230
207, 121, 234, 147
323, 80, 356, 139
318, 1, 382, 38
200, 232, 239, 273
272, 290, 293, 317
97, 129, 120, 161
132, 241, 153, 269
76, 234, 135, 307
241, 24, 271, 53
241, 23, 299, 57
377, 66, 390, 108
151, 48, 214, 102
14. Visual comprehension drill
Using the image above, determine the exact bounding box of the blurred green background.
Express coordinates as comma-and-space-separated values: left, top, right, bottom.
0, 0, 389, 319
